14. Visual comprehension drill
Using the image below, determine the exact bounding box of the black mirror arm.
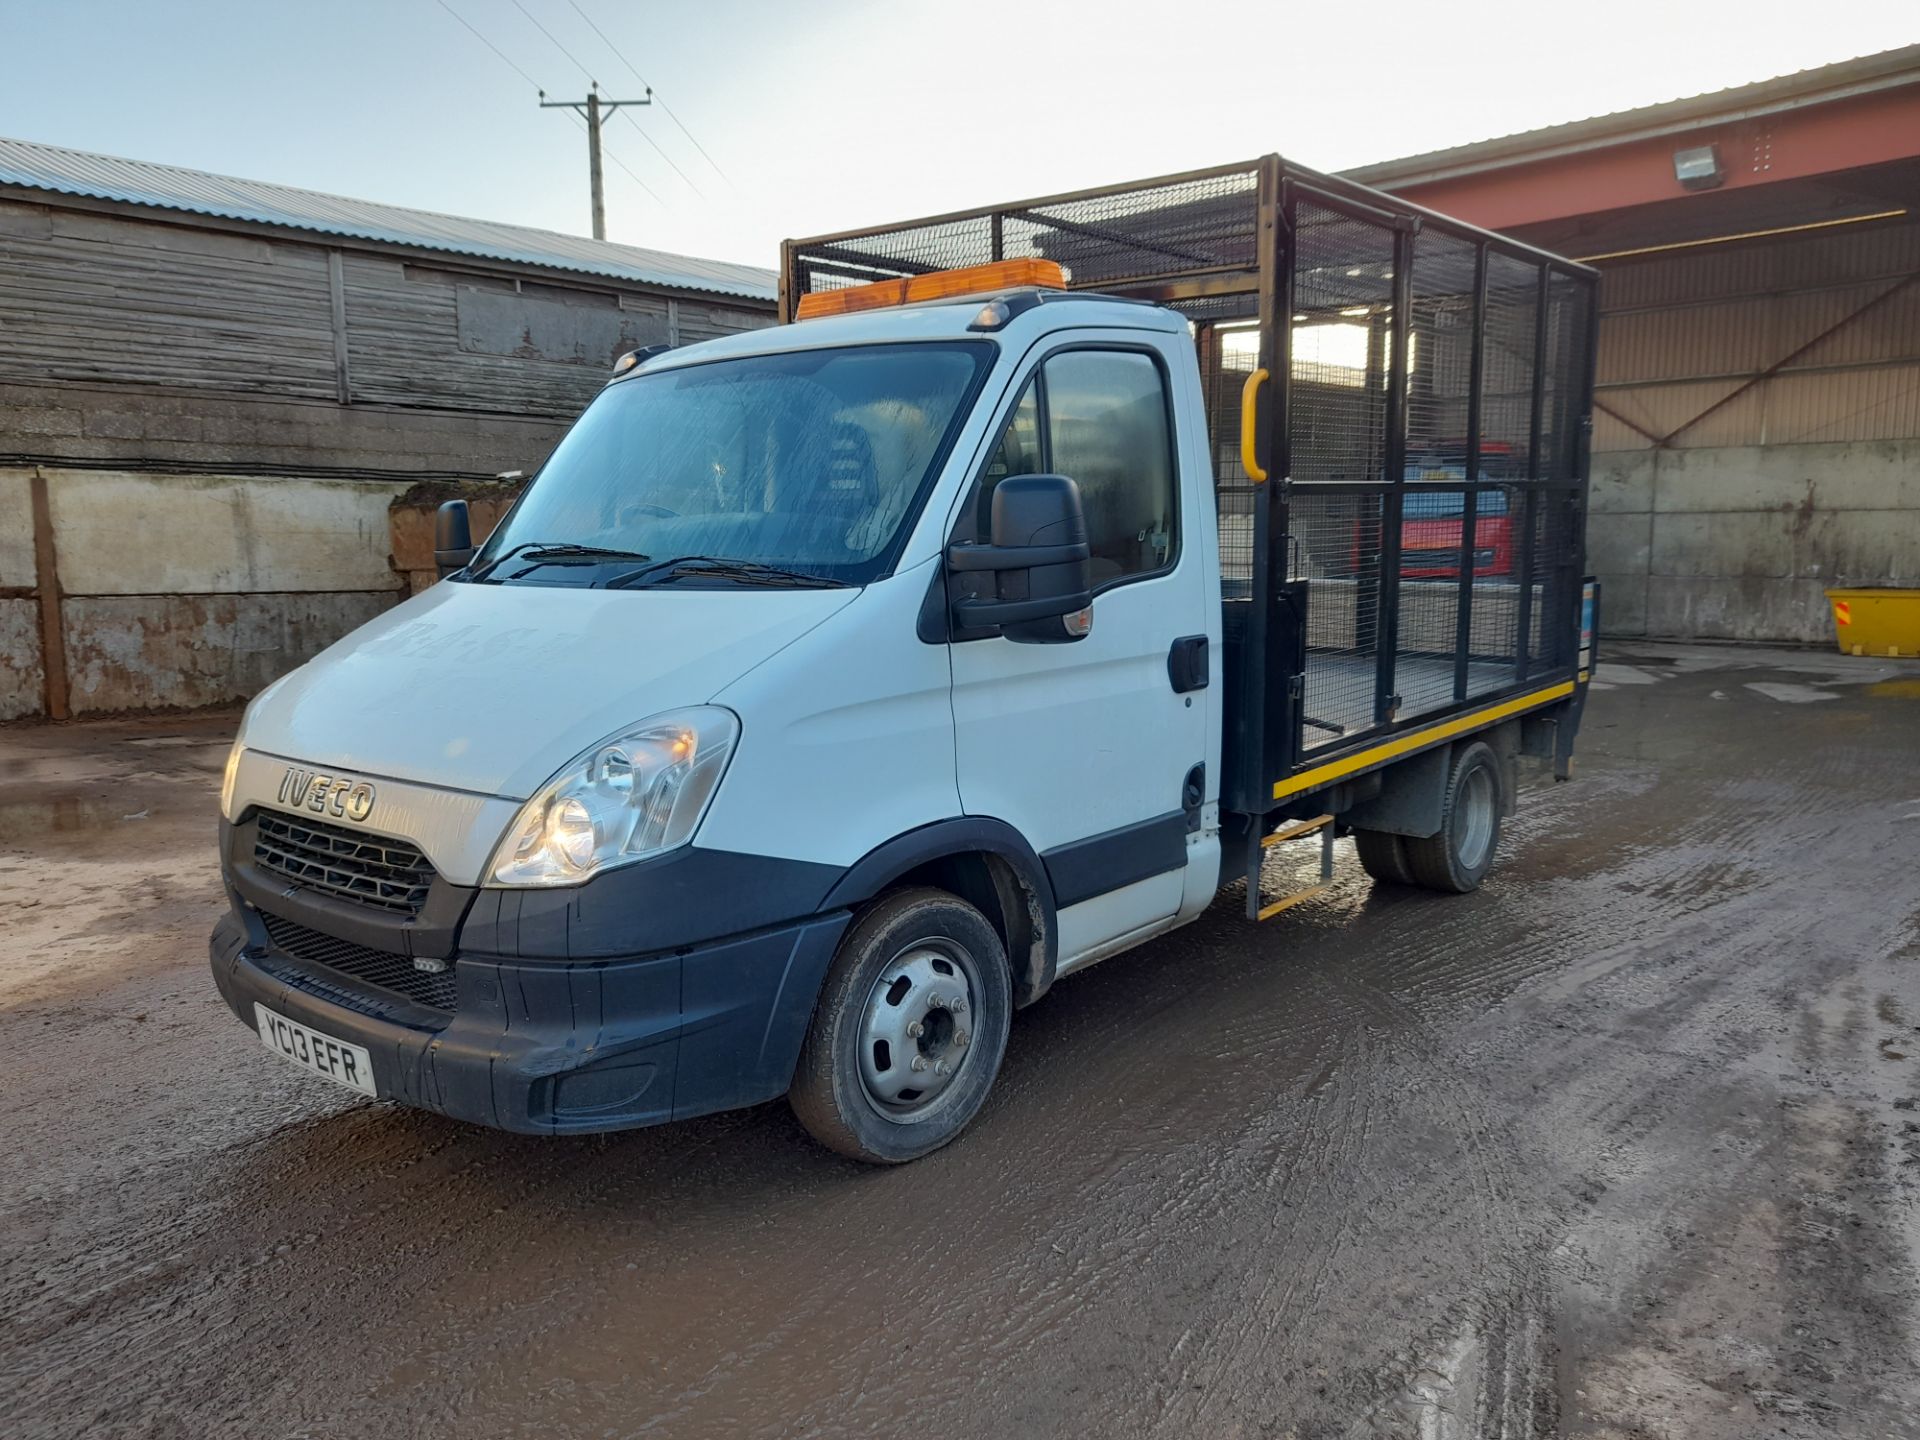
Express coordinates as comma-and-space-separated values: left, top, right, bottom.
953, 590, 1094, 628
945, 540, 1090, 573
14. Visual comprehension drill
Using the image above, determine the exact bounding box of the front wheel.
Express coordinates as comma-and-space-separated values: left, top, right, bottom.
789, 887, 1012, 1164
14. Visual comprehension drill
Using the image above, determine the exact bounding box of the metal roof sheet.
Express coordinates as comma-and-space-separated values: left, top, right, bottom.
1346, 43, 1920, 188
0, 134, 776, 303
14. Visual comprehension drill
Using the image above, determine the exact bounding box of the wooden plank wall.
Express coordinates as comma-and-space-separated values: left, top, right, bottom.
0, 196, 774, 428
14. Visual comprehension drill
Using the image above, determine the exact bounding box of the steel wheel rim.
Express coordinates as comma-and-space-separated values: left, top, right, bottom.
857, 937, 982, 1125
1456, 765, 1496, 870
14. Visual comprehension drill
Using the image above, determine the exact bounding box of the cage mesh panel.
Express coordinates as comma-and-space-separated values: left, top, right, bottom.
1175, 293, 1264, 325
1456, 482, 1524, 689
1405, 232, 1479, 468
1289, 204, 1394, 485
1392, 233, 1479, 714
1482, 253, 1540, 474
1286, 489, 1383, 748
1287, 202, 1397, 746
1206, 322, 1261, 591
1528, 487, 1579, 671
790, 169, 1261, 298
1542, 272, 1591, 484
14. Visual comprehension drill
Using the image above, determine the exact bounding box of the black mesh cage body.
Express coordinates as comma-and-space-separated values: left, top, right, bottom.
785, 157, 1596, 816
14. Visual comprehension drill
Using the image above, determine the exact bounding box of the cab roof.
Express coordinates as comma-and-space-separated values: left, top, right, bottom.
633, 288, 1185, 377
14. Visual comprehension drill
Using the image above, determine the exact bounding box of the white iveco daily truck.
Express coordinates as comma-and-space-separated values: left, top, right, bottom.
211, 158, 1600, 1162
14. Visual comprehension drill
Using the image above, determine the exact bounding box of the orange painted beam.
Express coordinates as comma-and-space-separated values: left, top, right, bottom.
1390, 86, 1920, 231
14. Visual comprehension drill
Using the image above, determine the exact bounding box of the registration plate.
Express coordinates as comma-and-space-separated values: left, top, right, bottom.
254, 1003, 377, 1097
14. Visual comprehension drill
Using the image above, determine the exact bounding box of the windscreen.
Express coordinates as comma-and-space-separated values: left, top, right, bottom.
475, 341, 993, 586
1402, 488, 1510, 518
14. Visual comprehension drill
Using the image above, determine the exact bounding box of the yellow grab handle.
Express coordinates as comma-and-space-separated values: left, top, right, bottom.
1240, 367, 1269, 484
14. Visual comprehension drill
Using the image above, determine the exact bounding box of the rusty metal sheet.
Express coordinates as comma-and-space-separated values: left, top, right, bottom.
61, 591, 398, 715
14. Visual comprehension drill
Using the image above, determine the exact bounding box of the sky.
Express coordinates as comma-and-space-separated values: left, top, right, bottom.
0, 0, 1913, 271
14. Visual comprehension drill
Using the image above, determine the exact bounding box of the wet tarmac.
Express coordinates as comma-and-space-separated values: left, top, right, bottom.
3, 642, 1919, 1439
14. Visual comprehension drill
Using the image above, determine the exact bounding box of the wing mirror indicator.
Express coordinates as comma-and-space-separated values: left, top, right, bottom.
946, 473, 1093, 644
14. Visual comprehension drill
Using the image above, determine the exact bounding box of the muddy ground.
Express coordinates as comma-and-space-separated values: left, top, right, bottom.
3, 642, 1918, 1439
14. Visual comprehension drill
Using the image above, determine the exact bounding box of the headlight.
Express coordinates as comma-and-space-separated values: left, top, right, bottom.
220, 740, 245, 820
488, 707, 739, 887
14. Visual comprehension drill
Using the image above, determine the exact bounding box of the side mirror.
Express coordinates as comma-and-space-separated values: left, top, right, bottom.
947, 474, 1092, 643
434, 500, 475, 578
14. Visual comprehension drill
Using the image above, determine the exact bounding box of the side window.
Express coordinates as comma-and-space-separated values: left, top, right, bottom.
965, 349, 1178, 592
1041, 351, 1177, 588
974, 379, 1042, 535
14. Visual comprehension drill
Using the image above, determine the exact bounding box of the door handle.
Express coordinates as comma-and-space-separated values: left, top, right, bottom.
1168, 634, 1209, 693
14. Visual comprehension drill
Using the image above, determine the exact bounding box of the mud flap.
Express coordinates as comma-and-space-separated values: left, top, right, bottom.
1557, 578, 1601, 781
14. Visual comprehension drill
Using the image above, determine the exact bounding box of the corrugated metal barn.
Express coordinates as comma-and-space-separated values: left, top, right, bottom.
1350, 46, 1920, 644
0, 137, 775, 719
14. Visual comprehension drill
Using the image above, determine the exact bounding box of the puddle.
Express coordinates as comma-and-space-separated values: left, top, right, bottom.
1594, 663, 1660, 685
1745, 682, 1839, 704
0, 796, 126, 843
1867, 679, 1920, 699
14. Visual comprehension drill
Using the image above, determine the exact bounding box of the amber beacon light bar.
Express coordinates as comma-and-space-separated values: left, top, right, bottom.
794, 258, 1068, 320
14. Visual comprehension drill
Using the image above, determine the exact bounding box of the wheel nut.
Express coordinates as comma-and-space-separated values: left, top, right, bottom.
934, 1061, 951, 1078
951, 998, 967, 1014
907, 1020, 924, 1038
911, 1055, 928, 1072
954, 1030, 968, 1048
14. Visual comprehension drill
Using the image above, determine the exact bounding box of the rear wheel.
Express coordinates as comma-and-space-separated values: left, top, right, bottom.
1402, 740, 1504, 893
789, 887, 1012, 1164
1353, 828, 1417, 886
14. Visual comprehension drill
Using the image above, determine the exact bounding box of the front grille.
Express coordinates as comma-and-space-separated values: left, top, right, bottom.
1400, 547, 1499, 569
254, 810, 435, 915
260, 911, 457, 1011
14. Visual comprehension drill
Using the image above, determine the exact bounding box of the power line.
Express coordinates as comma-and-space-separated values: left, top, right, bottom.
428, 0, 666, 218
507, 0, 594, 83
432, 0, 543, 92
615, 109, 706, 200
562, 0, 733, 186
600, 139, 668, 211
507, 0, 707, 198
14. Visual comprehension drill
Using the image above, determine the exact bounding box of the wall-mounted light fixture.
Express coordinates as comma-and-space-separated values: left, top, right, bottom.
1673, 144, 1726, 192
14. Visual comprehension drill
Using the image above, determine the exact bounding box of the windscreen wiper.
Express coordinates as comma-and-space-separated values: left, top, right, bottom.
603, 556, 850, 590
469, 542, 652, 582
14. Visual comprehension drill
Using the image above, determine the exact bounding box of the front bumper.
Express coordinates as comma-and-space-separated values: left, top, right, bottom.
210, 906, 848, 1134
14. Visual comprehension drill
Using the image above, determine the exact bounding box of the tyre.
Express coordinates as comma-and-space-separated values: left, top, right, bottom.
1353, 828, 1417, 886
789, 887, 1012, 1164
1402, 740, 1504, 894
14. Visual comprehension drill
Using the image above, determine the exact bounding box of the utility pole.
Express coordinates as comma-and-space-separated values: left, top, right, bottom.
540, 82, 650, 240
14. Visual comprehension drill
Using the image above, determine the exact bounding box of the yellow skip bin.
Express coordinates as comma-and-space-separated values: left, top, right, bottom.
1827, 588, 1920, 657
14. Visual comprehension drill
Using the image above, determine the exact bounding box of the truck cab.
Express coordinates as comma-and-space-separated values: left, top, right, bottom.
212, 158, 1598, 1162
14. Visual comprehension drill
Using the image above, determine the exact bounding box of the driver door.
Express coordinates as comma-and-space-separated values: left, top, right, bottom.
949, 337, 1211, 971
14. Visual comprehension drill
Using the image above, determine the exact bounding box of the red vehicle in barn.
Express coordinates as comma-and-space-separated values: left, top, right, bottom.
1396, 443, 1516, 579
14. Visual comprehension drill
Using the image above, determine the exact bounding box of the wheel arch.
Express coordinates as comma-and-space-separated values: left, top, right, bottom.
1339, 719, 1523, 838
821, 818, 1057, 1006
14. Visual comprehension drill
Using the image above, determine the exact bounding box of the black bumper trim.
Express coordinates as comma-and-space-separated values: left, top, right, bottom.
211, 908, 849, 1134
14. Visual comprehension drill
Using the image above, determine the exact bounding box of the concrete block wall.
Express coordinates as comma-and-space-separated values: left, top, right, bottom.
1, 466, 413, 718
1589, 439, 1920, 643
388, 484, 522, 594
0, 469, 44, 720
